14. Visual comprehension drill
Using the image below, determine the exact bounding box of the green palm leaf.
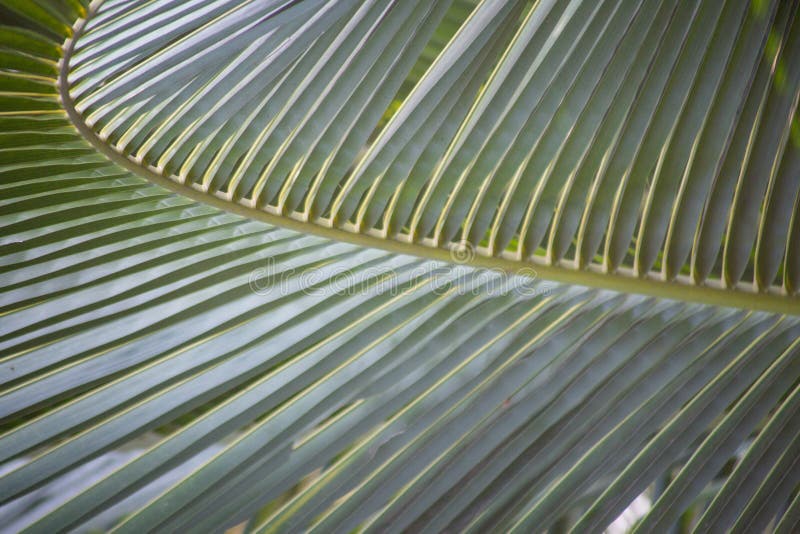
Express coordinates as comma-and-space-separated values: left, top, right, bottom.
0, 0, 798, 532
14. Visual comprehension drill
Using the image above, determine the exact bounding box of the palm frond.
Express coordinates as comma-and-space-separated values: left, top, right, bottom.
58, 0, 800, 312
1, 0, 799, 532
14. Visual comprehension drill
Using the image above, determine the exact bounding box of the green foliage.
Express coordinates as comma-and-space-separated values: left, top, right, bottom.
0, 0, 799, 532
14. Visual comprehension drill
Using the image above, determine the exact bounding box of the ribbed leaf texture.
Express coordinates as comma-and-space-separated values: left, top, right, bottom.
1, 0, 799, 533
60, 0, 800, 312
